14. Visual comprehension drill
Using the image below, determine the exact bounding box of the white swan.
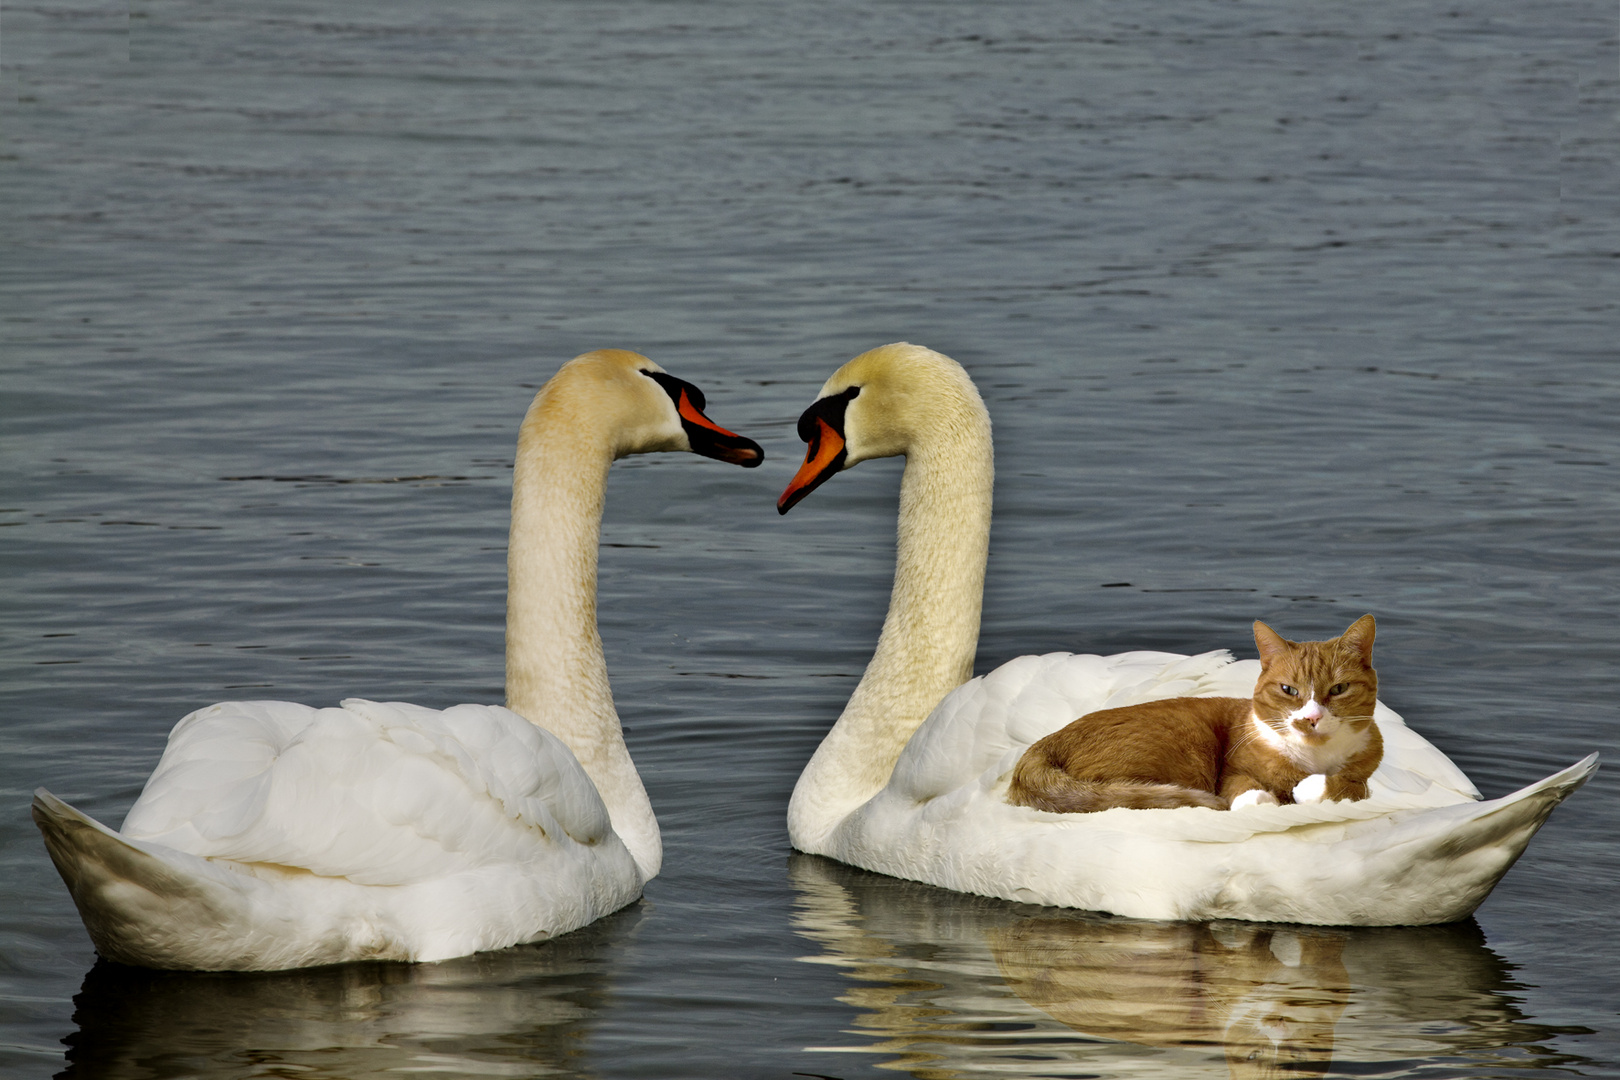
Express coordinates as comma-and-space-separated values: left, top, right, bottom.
33, 349, 763, 970
777, 342, 1595, 925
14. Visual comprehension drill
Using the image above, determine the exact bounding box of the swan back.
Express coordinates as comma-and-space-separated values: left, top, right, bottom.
121, 700, 621, 886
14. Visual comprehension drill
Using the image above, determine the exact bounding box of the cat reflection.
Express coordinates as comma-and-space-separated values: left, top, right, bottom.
789, 854, 1585, 1080
990, 919, 1348, 1080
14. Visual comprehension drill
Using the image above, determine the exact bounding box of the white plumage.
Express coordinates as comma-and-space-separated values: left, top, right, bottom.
34, 349, 762, 969
780, 343, 1595, 925
34, 700, 640, 969
125, 699, 620, 883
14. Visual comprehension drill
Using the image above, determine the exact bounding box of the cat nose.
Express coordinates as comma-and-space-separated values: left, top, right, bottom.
1296, 700, 1324, 724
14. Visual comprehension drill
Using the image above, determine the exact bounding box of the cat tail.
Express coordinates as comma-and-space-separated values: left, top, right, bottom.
1006, 758, 1227, 813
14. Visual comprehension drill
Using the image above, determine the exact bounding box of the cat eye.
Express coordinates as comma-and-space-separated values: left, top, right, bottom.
1328, 682, 1350, 696
1279, 684, 1300, 697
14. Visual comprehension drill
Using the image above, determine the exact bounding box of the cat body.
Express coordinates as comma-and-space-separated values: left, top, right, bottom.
1007, 616, 1383, 813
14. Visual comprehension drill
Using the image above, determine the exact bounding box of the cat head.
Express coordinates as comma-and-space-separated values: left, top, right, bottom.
1250, 615, 1378, 752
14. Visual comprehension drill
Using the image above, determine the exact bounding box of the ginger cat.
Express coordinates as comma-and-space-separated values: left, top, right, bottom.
1007, 616, 1382, 813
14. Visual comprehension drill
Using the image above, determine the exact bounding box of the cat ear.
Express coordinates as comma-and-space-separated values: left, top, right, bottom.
1338, 614, 1376, 666
1253, 621, 1289, 665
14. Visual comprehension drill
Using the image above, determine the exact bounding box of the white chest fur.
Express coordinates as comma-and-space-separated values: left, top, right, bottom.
1248, 709, 1370, 775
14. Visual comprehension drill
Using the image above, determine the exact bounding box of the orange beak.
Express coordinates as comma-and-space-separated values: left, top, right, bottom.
777, 416, 846, 514
676, 388, 763, 467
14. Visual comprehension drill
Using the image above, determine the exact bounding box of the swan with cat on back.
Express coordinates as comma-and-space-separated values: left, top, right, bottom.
777, 341, 1594, 925
33, 349, 762, 971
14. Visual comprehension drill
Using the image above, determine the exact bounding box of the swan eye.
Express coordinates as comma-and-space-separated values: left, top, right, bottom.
1279, 684, 1299, 697
795, 385, 860, 442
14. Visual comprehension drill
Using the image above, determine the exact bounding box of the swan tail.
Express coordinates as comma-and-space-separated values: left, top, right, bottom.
32, 789, 253, 969
1365, 754, 1598, 924
1006, 759, 1227, 813
1410, 754, 1596, 860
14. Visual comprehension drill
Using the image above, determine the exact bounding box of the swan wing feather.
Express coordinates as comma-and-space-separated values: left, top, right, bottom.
833, 753, 1596, 924
121, 700, 615, 887
893, 649, 1242, 803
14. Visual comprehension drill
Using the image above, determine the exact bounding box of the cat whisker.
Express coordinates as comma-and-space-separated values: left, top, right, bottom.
1227, 729, 1262, 753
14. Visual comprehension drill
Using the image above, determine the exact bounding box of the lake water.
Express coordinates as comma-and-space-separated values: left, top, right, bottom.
3, 2, 1617, 1077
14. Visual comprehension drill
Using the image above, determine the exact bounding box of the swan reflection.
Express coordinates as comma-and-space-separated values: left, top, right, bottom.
58, 903, 642, 1079
992, 918, 1347, 1079
790, 854, 1588, 1079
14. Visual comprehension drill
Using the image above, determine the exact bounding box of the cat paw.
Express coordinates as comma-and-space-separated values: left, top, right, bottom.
1293, 774, 1329, 804
1230, 789, 1280, 810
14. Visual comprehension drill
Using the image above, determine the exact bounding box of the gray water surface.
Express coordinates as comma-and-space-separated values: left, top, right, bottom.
3, 3, 1617, 1077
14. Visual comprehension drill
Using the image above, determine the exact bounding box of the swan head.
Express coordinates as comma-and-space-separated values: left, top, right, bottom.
534, 349, 763, 466
778, 342, 988, 513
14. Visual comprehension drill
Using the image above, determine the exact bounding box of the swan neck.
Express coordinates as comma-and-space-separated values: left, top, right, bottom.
505, 403, 660, 879
869, 444, 990, 703
790, 416, 992, 851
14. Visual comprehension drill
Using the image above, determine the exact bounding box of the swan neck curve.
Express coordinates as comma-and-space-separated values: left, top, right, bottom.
789, 393, 993, 852
506, 392, 660, 879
